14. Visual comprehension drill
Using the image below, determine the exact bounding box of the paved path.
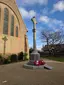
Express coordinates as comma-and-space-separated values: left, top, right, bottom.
0, 59, 64, 85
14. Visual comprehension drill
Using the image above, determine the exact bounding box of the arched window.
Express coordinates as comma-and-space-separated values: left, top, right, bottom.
0, 8, 1, 20
3, 8, 9, 34
10, 15, 14, 36
16, 26, 18, 37
24, 35, 27, 52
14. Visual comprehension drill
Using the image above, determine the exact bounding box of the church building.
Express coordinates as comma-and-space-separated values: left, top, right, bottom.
0, 0, 29, 58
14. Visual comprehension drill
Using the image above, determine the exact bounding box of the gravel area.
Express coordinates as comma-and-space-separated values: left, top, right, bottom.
0, 59, 64, 85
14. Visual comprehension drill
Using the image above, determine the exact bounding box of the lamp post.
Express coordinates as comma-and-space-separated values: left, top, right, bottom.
29, 16, 40, 65
2, 36, 8, 55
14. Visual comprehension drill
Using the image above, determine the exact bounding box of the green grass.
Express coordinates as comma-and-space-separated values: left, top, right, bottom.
41, 56, 64, 62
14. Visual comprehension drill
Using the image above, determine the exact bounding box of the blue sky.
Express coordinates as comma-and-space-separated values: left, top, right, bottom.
16, 0, 64, 50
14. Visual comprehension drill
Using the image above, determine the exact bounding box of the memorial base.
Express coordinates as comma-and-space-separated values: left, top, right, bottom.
28, 50, 40, 65
23, 63, 52, 70
23, 63, 44, 69
23, 50, 52, 70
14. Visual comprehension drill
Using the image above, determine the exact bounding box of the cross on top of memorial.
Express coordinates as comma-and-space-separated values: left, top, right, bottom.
31, 16, 37, 24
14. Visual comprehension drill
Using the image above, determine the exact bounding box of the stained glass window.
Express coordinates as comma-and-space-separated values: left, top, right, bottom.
16, 26, 18, 37
10, 15, 14, 36
3, 8, 9, 34
0, 8, 1, 20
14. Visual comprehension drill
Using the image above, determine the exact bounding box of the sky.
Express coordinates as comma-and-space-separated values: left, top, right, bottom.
16, 0, 64, 50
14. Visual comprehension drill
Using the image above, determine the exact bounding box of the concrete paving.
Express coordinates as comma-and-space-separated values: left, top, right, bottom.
0, 59, 64, 85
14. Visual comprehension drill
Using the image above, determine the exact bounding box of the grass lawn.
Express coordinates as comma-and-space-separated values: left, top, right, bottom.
41, 56, 64, 62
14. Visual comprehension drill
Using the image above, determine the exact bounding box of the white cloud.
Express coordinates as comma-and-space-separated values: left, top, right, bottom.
48, 19, 64, 31
29, 10, 36, 18
37, 44, 42, 50
22, 0, 48, 6
42, 8, 49, 15
19, 7, 36, 19
51, 1, 64, 13
39, 16, 49, 23
39, 15, 64, 31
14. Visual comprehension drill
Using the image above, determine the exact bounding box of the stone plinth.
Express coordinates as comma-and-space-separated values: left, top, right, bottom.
23, 63, 44, 69
28, 50, 40, 65
23, 63, 52, 70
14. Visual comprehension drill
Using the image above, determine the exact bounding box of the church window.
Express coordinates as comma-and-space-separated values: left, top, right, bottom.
16, 26, 18, 37
10, 15, 14, 36
3, 8, 9, 34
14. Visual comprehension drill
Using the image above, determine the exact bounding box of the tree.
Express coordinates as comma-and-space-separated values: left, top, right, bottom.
59, 31, 64, 44
49, 31, 61, 45
40, 29, 64, 56
40, 30, 50, 50
40, 30, 62, 53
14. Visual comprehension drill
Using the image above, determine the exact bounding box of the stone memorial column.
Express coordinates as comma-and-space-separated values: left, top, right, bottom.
29, 17, 40, 65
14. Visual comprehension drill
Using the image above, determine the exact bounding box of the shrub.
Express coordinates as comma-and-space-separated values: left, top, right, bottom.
7, 56, 11, 62
3, 57, 11, 64
0, 55, 4, 64
18, 52, 23, 61
10, 54, 18, 62
23, 53, 28, 60
3, 58, 8, 64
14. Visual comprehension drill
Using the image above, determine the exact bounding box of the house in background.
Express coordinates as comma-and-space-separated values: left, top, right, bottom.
0, 0, 29, 58
43, 44, 64, 53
